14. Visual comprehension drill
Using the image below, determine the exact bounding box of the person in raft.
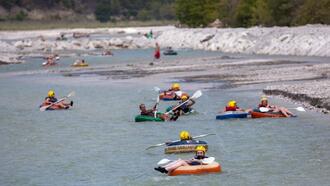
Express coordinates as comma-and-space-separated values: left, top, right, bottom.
258, 96, 295, 117
174, 95, 195, 115
139, 104, 180, 121
154, 42, 161, 60
154, 145, 208, 174
223, 100, 252, 113
164, 83, 185, 100
42, 90, 73, 109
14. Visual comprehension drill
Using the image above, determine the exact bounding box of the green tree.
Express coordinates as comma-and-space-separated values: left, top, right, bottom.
267, 0, 295, 26
94, 0, 112, 22
251, 0, 273, 26
294, 0, 330, 25
234, 0, 256, 27
175, 0, 219, 27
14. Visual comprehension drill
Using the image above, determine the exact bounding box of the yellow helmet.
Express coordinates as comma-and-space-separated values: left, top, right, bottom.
171, 83, 180, 91
48, 90, 55, 97
195, 145, 206, 153
228, 100, 236, 107
181, 95, 188, 101
261, 96, 268, 101
180, 130, 191, 140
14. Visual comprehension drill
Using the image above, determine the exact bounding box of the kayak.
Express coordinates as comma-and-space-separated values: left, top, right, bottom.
216, 111, 248, 120
169, 162, 221, 176
135, 115, 164, 122
72, 63, 89, 67
163, 50, 178, 55
251, 110, 286, 118
165, 140, 207, 154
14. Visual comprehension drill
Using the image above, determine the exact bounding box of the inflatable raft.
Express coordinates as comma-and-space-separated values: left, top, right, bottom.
72, 63, 89, 67
251, 110, 286, 118
39, 103, 71, 111
163, 50, 178, 55
216, 111, 249, 120
169, 162, 221, 176
135, 115, 164, 122
159, 91, 188, 101
42, 62, 57, 67
165, 140, 207, 154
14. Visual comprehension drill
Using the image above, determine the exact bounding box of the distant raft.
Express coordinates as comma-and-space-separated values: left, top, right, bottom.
163, 50, 178, 55
216, 111, 249, 120
165, 140, 207, 154
169, 162, 221, 176
72, 63, 89, 67
251, 110, 286, 118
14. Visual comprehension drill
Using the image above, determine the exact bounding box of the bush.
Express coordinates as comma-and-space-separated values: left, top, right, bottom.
15, 10, 27, 21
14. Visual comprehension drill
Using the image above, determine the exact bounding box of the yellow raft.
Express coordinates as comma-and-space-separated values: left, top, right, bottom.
72, 63, 89, 67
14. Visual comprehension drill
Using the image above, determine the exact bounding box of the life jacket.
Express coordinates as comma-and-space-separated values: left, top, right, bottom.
45, 97, 57, 103
188, 155, 208, 166
225, 106, 239, 111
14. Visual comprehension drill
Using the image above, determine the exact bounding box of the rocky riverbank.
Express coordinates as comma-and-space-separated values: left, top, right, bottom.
1, 24, 330, 64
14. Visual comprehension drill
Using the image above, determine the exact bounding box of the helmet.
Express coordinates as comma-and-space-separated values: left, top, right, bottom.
195, 145, 206, 153
261, 96, 268, 101
228, 100, 236, 107
181, 95, 188, 101
171, 83, 180, 91
180, 130, 191, 140
48, 90, 55, 97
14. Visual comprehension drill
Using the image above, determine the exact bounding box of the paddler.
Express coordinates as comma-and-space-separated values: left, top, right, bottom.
154, 145, 208, 174
42, 90, 73, 109
222, 100, 252, 113
172, 95, 195, 115
139, 104, 179, 121
258, 96, 295, 117
162, 83, 186, 100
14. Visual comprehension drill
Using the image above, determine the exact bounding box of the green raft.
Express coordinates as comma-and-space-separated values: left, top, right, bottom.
135, 112, 164, 122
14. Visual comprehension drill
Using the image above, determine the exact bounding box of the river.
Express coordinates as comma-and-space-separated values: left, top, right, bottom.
0, 49, 329, 186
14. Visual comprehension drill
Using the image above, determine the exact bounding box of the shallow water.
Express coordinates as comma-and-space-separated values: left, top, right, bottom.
0, 51, 330, 186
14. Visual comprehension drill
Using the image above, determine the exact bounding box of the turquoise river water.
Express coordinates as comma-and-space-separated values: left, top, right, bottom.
0, 49, 330, 186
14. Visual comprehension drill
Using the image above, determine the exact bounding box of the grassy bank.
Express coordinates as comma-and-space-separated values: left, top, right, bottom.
0, 20, 176, 31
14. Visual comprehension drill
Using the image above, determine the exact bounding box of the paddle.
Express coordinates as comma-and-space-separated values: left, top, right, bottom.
288, 106, 306, 112
157, 157, 215, 166
154, 95, 160, 118
40, 91, 75, 112
164, 90, 202, 115
146, 133, 215, 150
153, 86, 161, 93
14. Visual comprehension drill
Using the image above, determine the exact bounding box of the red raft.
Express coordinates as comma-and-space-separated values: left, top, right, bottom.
169, 162, 222, 176
251, 111, 286, 118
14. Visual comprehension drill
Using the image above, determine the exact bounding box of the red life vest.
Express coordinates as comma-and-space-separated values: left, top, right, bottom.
225, 106, 239, 111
